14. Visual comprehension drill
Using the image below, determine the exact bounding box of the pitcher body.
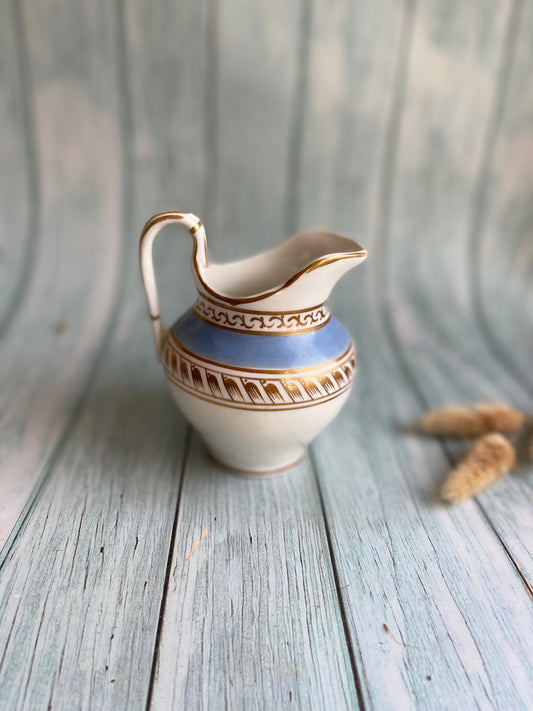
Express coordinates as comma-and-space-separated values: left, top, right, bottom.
140, 211, 367, 475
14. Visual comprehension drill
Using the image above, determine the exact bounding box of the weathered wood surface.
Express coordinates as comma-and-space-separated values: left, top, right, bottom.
152, 440, 357, 710
0, 0, 532, 709
0, 0, 125, 553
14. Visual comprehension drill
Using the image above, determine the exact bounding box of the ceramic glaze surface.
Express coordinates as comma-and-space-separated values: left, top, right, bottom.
172, 309, 351, 369
140, 210, 367, 474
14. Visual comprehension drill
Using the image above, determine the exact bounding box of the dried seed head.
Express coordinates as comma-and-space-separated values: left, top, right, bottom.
474, 403, 524, 434
417, 406, 480, 436
417, 402, 524, 437
441, 433, 516, 504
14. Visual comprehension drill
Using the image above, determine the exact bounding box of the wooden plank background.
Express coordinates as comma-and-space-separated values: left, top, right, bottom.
0, 1, 532, 709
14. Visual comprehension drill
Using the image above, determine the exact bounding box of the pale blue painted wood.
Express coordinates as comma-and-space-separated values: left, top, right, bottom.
371, 0, 533, 585
0, 0, 196, 708
293, 0, 533, 708
0, 364, 187, 710
0, 1, 361, 708
0, 0, 532, 709
124, 0, 211, 317
207, 0, 304, 257
0, 0, 126, 551
0, 0, 36, 333
151, 438, 358, 710
139, 2, 364, 707
473, 0, 533, 394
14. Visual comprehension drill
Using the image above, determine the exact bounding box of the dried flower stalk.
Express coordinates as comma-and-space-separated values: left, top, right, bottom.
441, 433, 516, 505
417, 402, 524, 437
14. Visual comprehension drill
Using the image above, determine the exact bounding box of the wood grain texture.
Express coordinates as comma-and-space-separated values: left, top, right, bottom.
473, 0, 533, 393
0, 0, 36, 333
377, 0, 533, 586
0, 364, 187, 710
295, 0, 533, 707
124, 0, 210, 318
0, 0, 125, 552
151, 439, 358, 711
209, 0, 303, 256
0, 0, 202, 708
142, 3, 367, 707
0, 0, 532, 708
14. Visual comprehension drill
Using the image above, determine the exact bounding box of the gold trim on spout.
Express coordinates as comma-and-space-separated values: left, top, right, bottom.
140, 211, 367, 307
193, 249, 367, 306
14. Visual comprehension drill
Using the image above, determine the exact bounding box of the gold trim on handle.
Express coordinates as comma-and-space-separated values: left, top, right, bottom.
190, 220, 203, 235
139, 211, 195, 361
140, 211, 367, 307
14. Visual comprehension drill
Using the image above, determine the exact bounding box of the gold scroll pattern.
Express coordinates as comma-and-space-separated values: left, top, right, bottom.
194, 294, 330, 334
163, 337, 356, 411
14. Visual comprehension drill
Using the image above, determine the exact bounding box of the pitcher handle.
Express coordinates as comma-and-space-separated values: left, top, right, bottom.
139, 211, 207, 361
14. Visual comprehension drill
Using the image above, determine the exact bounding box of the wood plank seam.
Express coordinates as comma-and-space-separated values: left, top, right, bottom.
474, 499, 533, 600
371, 0, 533, 600
469, 0, 532, 395
0, 0, 136, 569
204, 0, 219, 227
284, 0, 312, 237
144, 426, 192, 711
0, 0, 39, 339
309, 445, 367, 711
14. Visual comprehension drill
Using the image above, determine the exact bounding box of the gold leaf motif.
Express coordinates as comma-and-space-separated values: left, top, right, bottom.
319, 375, 336, 394
179, 357, 189, 383
223, 376, 242, 400
282, 380, 303, 402
194, 295, 330, 334
163, 337, 355, 411
332, 369, 345, 386
206, 372, 221, 396
191, 365, 204, 390
244, 381, 263, 403
262, 381, 284, 403
300, 379, 320, 398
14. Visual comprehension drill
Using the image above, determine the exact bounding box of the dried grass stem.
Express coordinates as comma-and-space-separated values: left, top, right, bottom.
417, 402, 524, 438
441, 433, 516, 505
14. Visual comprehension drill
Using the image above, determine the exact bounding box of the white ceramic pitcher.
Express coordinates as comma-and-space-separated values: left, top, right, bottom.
140, 211, 367, 475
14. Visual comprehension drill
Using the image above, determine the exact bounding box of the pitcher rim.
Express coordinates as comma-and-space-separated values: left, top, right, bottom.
194, 243, 368, 306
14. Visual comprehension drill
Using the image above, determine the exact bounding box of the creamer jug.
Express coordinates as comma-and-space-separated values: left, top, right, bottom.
140, 211, 367, 475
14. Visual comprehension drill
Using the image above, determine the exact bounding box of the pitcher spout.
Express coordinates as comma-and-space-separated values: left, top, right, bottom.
198, 229, 367, 311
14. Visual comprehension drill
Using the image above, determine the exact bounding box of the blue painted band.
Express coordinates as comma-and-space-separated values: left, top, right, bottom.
171, 309, 351, 370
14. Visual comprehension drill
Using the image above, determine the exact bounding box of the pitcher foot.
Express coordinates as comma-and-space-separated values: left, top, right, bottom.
206, 449, 305, 477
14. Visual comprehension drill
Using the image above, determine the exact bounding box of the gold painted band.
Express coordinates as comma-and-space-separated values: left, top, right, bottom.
165, 373, 352, 412
190, 220, 203, 235
193, 250, 367, 306
192, 307, 331, 336
140, 212, 183, 237
150, 314, 161, 320
167, 333, 355, 375
198, 291, 329, 317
